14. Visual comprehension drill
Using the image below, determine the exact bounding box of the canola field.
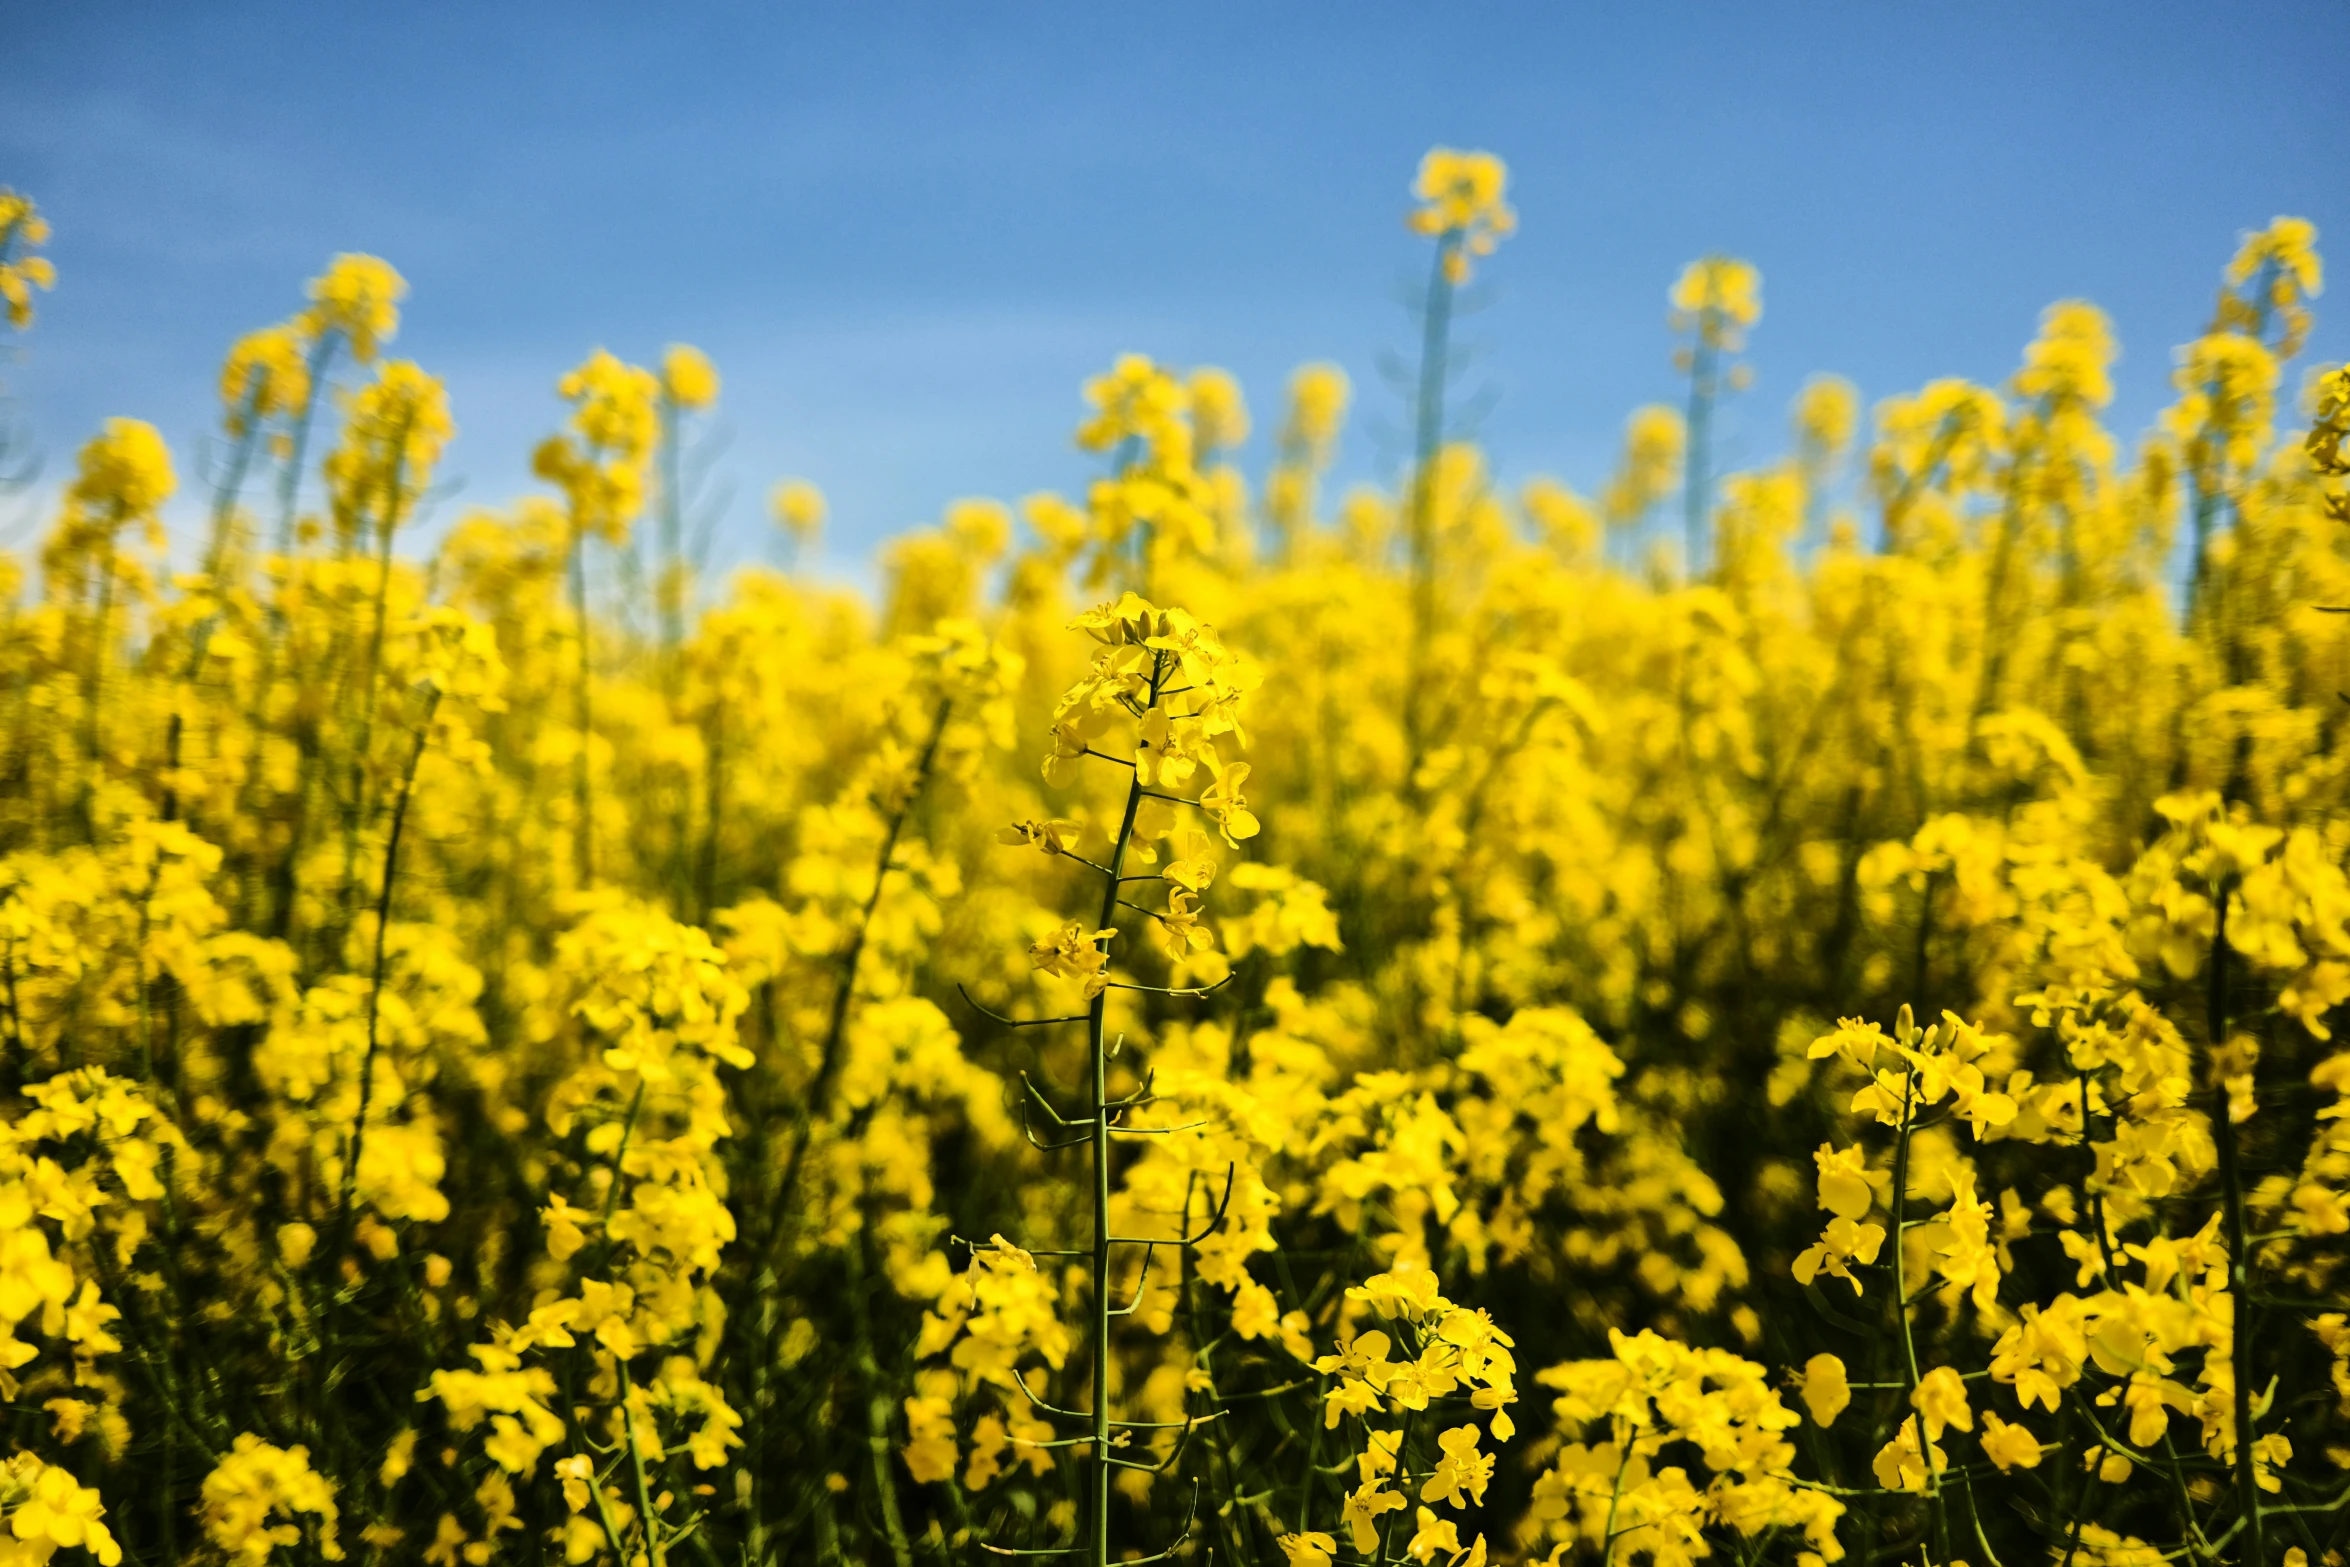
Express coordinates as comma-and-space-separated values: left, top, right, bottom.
0, 152, 2347, 1567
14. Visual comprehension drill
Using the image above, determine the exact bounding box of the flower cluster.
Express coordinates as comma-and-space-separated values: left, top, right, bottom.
0, 149, 2342, 1567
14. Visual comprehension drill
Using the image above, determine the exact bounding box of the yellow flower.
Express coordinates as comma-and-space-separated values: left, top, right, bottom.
380, 1431, 419, 1488
1150, 889, 1214, 961
1189, 367, 1249, 452
1933, 1174, 2002, 1311
1602, 405, 1685, 524
199, 1435, 343, 1565
1406, 1507, 1461, 1564
1871, 1422, 1946, 1493
324, 360, 452, 537
276, 1224, 317, 1268
1419, 1424, 1493, 1509
1341, 1479, 1405, 1553
6, 1458, 122, 1566
220, 324, 314, 434
770, 478, 826, 545
1027, 921, 1117, 997
0, 189, 58, 330
998, 819, 1083, 858
1277, 1532, 1337, 1567
1796, 1353, 1850, 1428
1979, 1411, 2043, 1472
662, 343, 720, 409
1670, 256, 1763, 350
1911, 1365, 1972, 1441
1284, 363, 1350, 454
67, 418, 177, 524
1990, 1296, 2087, 1413
1794, 375, 1859, 460
2219, 215, 2322, 354
302, 253, 405, 362
901, 1391, 958, 1484
1791, 1214, 1886, 1294
1407, 148, 1515, 283
1347, 1265, 1444, 1322
1201, 760, 1260, 845
1811, 1142, 1874, 1220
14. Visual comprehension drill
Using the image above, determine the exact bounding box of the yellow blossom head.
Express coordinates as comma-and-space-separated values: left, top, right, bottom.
67, 417, 177, 522
1408, 147, 1515, 283
0, 188, 58, 330
1793, 376, 1859, 462
220, 324, 315, 435
662, 343, 720, 410
2219, 215, 2322, 355
302, 253, 405, 363
1188, 367, 1250, 453
1284, 362, 1351, 455
1670, 255, 1763, 353
770, 478, 826, 549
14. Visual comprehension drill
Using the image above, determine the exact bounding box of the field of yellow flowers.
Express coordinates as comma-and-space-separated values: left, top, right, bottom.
0, 150, 2347, 1567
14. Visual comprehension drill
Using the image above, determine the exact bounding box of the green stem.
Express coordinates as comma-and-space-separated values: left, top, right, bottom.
570, 512, 595, 887
1403, 232, 1458, 788
163, 412, 266, 825
202, 400, 264, 583
1685, 330, 1716, 576
272, 334, 339, 559
1376, 1406, 1420, 1567
848, 1217, 916, 1567
81, 540, 118, 831
758, 696, 953, 1259
1599, 1425, 1635, 1567
618, 1359, 669, 1567
1888, 1064, 1946, 1555
2207, 889, 2267, 1567
659, 394, 685, 657
341, 415, 416, 921
1086, 647, 1164, 1567
332, 691, 440, 1258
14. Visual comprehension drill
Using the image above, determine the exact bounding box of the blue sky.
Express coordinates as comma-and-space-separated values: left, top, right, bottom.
3, 1, 2344, 574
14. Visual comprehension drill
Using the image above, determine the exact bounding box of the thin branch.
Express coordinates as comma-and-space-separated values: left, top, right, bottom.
1103, 1067, 1158, 1111
1105, 972, 1237, 998
1105, 1119, 1213, 1137
1012, 1369, 1090, 1422
1106, 1162, 1236, 1247
1107, 1243, 1157, 1316
1021, 1071, 1094, 1128
959, 984, 1088, 1029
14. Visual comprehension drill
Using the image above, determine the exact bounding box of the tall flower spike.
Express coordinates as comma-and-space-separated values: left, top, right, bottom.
0, 189, 58, 330
301, 253, 406, 363
959, 591, 1262, 1566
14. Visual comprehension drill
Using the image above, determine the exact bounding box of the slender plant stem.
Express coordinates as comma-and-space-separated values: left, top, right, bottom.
848, 1216, 916, 1567
1403, 233, 1459, 789
1376, 1406, 1421, 1567
340, 414, 416, 919
1084, 647, 1164, 1567
570, 513, 595, 887
618, 1359, 670, 1567
659, 393, 686, 657
1600, 1425, 1635, 1567
1888, 1064, 1947, 1555
1685, 330, 1716, 575
760, 696, 954, 1256
272, 334, 339, 559
2207, 888, 2267, 1567
332, 688, 441, 1255
80, 538, 119, 833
